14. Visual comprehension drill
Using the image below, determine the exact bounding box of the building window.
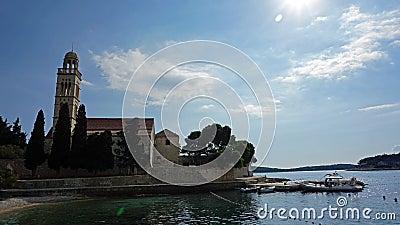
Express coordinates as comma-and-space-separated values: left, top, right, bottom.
165, 139, 170, 145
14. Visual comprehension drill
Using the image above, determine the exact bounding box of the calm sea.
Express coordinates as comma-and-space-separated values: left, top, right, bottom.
0, 170, 399, 225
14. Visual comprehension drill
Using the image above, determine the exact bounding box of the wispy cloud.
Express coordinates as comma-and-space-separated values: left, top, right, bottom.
231, 104, 275, 118
201, 104, 214, 110
315, 16, 328, 22
390, 40, 400, 47
92, 44, 275, 123
91, 48, 148, 90
81, 80, 94, 86
275, 6, 400, 83
358, 103, 400, 112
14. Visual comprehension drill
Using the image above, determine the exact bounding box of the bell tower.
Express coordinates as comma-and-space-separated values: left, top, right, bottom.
52, 50, 82, 132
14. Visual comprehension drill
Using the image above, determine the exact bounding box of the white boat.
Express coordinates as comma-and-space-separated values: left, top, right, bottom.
299, 172, 365, 192
240, 187, 258, 193
257, 186, 275, 194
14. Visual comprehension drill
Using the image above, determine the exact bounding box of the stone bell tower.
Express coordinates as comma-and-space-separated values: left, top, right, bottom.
52, 50, 82, 132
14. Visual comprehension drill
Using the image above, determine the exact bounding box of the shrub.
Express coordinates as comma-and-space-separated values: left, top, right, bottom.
0, 145, 25, 159
0, 167, 18, 188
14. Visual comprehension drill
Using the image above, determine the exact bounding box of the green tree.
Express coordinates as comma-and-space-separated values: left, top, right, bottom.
181, 124, 255, 167
24, 110, 46, 177
48, 103, 71, 172
0, 116, 27, 148
0, 145, 25, 159
86, 130, 114, 173
11, 118, 27, 148
69, 105, 87, 169
84, 133, 98, 172
115, 131, 136, 174
182, 130, 207, 165
0, 116, 12, 146
0, 166, 18, 188
242, 142, 255, 166
181, 123, 232, 165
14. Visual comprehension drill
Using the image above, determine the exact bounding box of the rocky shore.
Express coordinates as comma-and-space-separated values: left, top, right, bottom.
0, 196, 85, 213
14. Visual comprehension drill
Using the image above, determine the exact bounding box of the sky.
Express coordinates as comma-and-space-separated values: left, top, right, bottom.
0, 0, 399, 168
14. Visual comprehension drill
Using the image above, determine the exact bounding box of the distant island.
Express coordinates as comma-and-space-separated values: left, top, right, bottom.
254, 163, 357, 173
352, 153, 400, 170
255, 152, 400, 173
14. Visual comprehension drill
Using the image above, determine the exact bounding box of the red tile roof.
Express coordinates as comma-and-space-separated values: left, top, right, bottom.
46, 118, 154, 138
87, 118, 154, 133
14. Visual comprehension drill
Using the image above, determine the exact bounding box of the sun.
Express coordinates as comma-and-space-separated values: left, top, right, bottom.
283, 0, 315, 14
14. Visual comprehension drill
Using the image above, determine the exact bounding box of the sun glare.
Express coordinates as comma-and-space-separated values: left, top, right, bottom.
283, 0, 315, 14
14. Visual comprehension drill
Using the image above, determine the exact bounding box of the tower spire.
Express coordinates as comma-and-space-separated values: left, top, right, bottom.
72, 42, 74, 52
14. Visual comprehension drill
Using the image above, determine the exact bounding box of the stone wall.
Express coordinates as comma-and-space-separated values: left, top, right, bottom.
0, 159, 138, 179
1, 159, 251, 183
216, 167, 250, 181
1, 181, 246, 198
17, 175, 161, 189
16, 167, 249, 190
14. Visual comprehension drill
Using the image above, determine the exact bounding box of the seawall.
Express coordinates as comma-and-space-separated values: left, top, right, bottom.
0, 181, 245, 198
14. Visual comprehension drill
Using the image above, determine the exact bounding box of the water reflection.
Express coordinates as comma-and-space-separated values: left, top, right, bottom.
0, 171, 398, 224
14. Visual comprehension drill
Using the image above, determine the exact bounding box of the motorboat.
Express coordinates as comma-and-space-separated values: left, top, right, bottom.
299, 172, 365, 192
240, 187, 258, 193
257, 186, 275, 194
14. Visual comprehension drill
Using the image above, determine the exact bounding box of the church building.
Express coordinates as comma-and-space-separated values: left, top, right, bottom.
45, 50, 180, 165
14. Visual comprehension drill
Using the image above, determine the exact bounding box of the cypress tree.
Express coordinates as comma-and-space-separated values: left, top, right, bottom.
24, 110, 46, 177
84, 132, 98, 172
70, 104, 87, 169
99, 130, 114, 171
48, 103, 71, 171
85, 130, 114, 173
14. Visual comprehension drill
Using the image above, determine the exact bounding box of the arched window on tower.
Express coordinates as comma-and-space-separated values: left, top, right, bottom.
60, 82, 64, 95
64, 82, 67, 95
68, 82, 72, 95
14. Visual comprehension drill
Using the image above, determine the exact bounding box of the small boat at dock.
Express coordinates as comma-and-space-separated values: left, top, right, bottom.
240, 187, 258, 193
299, 172, 365, 192
257, 186, 275, 194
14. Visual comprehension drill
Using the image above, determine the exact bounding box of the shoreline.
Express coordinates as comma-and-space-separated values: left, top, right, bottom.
347, 168, 400, 171
0, 196, 87, 214
1, 181, 245, 198
0, 201, 40, 214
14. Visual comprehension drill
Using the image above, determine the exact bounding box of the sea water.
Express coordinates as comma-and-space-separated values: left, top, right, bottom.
0, 170, 399, 225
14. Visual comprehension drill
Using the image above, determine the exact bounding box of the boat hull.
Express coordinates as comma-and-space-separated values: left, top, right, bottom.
257, 187, 275, 194
300, 183, 364, 192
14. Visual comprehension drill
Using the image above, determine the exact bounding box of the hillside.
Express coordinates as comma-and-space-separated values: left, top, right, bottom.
254, 164, 357, 173
354, 153, 400, 170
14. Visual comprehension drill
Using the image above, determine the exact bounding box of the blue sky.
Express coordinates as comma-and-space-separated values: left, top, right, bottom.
1, 0, 399, 168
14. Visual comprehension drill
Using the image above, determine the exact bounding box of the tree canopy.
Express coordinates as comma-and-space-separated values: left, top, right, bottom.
85, 130, 114, 172
181, 123, 255, 168
69, 104, 87, 169
114, 131, 136, 173
48, 103, 71, 171
24, 109, 46, 176
0, 116, 26, 148
357, 153, 400, 169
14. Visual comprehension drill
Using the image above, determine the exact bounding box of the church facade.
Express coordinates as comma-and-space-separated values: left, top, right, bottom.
46, 50, 180, 165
